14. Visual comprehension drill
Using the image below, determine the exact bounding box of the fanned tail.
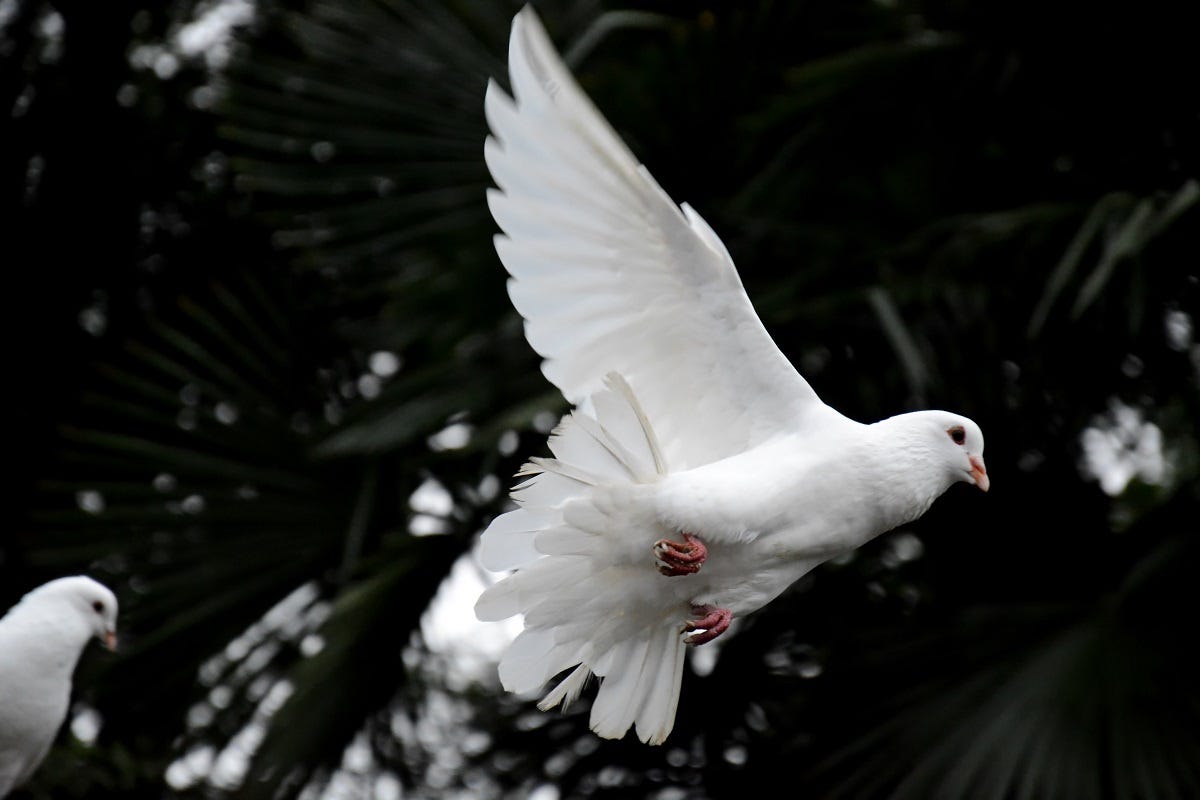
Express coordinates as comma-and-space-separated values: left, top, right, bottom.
475, 373, 687, 745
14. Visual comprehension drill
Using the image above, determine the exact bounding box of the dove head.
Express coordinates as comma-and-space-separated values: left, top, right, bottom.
895, 410, 989, 493
872, 409, 988, 500
27, 576, 120, 653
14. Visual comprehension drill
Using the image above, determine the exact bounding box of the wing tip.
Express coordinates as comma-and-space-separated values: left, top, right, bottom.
512, 4, 549, 55
508, 3, 571, 108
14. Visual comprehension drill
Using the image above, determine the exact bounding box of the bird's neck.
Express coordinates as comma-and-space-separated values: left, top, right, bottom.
1, 599, 93, 678
864, 418, 954, 529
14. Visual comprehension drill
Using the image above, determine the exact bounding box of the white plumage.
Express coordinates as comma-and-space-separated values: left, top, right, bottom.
476, 6, 989, 745
0, 576, 118, 797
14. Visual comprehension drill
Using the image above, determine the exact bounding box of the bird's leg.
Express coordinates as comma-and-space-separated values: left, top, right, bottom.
653, 531, 708, 576
684, 604, 733, 645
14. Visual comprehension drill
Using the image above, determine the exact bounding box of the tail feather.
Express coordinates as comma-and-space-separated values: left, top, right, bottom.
588, 624, 685, 745
547, 582, 646, 655
537, 663, 591, 711
525, 456, 601, 486
590, 637, 651, 738
510, 470, 586, 508
521, 564, 623, 628
478, 508, 558, 571
499, 630, 579, 693
475, 372, 689, 743
560, 499, 612, 534
496, 628, 555, 692
636, 627, 687, 745
532, 524, 599, 558
475, 554, 591, 622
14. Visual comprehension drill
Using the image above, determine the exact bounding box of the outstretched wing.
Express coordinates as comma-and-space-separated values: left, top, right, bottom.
486, 7, 830, 470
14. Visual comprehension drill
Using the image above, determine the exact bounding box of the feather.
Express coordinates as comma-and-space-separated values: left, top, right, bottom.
538, 663, 592, 711
526, 456, 601, 486
475, 6, 988, 748
478, 508, 559, 571
510, 470, 586, 508
487, 6, 822, 472
533, 525, 598, 558
635, 628, 687, 745
590, 637, 651, 739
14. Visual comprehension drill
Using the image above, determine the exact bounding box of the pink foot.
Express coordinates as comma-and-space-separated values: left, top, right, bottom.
653, 532, 708, 576
685, 604, 732, 645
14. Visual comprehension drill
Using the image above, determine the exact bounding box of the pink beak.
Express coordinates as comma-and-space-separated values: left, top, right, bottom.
969, 454, 989, 492
103, 630, 118, 652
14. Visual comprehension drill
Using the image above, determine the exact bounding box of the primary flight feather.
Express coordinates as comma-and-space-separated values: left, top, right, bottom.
476, 6, 989, 745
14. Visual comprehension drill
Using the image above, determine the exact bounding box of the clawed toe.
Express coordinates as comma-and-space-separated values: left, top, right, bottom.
684, 604, 732, 645
653, 532, 708, 576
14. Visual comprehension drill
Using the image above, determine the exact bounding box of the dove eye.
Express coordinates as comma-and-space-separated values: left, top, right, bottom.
948, 427, 966, 446
92, 600, 105, 614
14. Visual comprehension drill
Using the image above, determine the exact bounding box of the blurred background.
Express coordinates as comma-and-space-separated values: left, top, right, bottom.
4, 0, 1199, 797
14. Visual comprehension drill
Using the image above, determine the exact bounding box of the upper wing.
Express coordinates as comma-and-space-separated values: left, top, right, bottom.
486, 7, 830, 470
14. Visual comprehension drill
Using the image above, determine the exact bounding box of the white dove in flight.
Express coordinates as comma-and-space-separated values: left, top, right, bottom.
475, 6, 988, 745
0, 576, 119, 797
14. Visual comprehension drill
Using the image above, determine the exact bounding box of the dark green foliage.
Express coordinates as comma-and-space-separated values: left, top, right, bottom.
5, 0, 1198, 797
